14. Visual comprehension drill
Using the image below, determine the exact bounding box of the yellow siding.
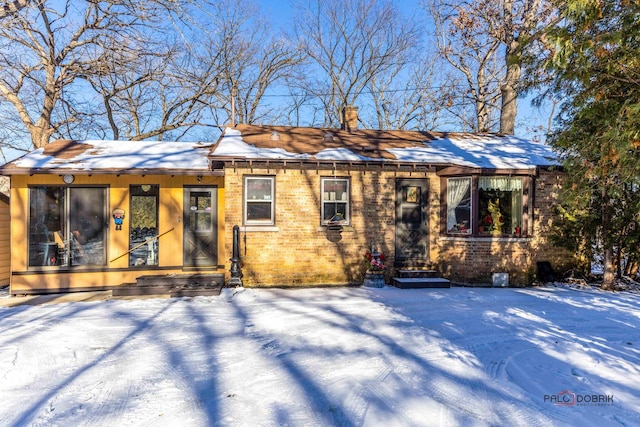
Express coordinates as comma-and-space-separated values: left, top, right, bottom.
0, 196, 9, 285
9, 174, 226, 294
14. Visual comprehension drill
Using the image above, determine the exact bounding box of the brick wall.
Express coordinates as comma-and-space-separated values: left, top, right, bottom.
435, 169, 577, 286
224, 164, 577, 287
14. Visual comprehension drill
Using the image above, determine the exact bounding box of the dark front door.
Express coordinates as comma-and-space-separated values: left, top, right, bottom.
183, 187, 218, 267
395, 179, 429, 265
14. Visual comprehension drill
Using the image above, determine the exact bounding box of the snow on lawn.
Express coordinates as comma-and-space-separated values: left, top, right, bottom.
1, 285, 639, 427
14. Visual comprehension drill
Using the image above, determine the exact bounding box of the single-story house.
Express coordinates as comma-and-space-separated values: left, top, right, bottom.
0, 114, 577, 295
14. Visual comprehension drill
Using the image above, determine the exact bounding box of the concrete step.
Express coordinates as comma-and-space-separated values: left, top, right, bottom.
136, 273, 225, 287
112, 273, 225, 297
392, 277, 451, 289
396, 269, 439, 278
112, 283, 222, 297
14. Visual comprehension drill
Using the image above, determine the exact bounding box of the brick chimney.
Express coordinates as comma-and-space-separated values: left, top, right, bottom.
341, 106, 358, 131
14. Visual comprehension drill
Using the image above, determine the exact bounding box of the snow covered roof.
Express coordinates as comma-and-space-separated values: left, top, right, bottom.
0, 139, 214, 175
0, 126, 559, 176
212, 125, 559, 170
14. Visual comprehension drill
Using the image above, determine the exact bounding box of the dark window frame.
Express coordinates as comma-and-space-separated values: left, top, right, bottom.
441, 174, 531, 237
129, 184, 160, 267
28, 185, 108, 269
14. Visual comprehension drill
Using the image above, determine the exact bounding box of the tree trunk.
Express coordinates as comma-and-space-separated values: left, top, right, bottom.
601, 185, 616, 290
499, 41, 520, 135
476, 98, 490, 132
31, 119, 55, 149
602, 245, 616, 290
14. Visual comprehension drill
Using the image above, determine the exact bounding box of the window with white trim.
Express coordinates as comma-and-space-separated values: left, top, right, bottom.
321, 177, 349, 224
244, 176, 275, 225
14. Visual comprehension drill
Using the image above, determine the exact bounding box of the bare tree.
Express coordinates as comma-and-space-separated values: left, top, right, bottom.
80, 32, 223, 141
292, 0, 421, 129
0, 0, 179, 149
429, 0, 556, 135
206, 0, 303, 126
367, 63, 445, 130
0, 0, 33, 19
0, 0, 297, 150
498, 0, 556, 135
430, 0, 502, 133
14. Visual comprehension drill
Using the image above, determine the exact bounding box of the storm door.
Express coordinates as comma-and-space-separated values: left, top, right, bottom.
395, 179, 429, 265
183, 187, 218, 267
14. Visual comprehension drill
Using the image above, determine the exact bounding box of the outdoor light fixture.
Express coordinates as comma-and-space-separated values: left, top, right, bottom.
62, 174, 75, 184
270, 131, 280, 141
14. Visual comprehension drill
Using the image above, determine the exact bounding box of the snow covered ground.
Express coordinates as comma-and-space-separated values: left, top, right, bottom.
1, 284, 639, 426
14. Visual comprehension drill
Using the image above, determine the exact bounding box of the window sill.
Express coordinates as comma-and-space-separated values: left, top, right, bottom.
440, 235, 531, 242
240, 226, 279, 232
317, 225, 355, 232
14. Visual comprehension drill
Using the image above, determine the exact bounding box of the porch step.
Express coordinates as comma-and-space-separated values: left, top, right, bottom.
135, 273, 225, 287
392, 277, 451, 289
112, 274, 225, 297
396, 269, 439, 279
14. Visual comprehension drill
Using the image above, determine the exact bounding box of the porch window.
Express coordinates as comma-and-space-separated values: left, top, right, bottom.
244, 176, 275, 225
28, 186, 107, 267
447, 177, 471, 234
129, 185, 159, 266
321, 177, 349, 225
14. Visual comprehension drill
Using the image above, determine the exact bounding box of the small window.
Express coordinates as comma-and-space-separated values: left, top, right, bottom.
244, 176, 275, 225
321, 177, 349, 225
447, 177, 471, 234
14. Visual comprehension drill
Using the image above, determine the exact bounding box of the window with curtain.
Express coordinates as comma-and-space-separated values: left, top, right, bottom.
478, 177, 523, 235
447, 177, 471, 234
445, 176, 525, 237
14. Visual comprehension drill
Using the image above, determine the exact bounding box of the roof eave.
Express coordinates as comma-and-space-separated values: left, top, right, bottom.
0, 167, 220, 177
210, 156, 451, 170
